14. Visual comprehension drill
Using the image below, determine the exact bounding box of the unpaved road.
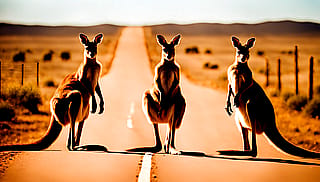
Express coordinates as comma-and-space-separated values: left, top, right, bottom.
1, 27, 320, 182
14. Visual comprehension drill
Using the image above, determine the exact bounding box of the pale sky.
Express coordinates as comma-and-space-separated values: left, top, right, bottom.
0, 0, 319, 26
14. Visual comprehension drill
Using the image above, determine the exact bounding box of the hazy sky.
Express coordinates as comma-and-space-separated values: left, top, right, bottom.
0, 0, 319, 26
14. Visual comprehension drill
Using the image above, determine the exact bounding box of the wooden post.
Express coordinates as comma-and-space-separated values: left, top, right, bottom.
21, 63, 24, 86
0, 61, 1, 96
265, 58, 269, 87
277, 58, 281, 92
294, 45, 299, 95
309, 56, 314, 101
37, 62, 39, 87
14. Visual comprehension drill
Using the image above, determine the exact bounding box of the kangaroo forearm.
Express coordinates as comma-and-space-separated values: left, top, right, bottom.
95, 84, 104, 104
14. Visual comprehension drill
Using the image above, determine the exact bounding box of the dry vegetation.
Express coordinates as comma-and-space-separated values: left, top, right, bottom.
144, 26, 320, 152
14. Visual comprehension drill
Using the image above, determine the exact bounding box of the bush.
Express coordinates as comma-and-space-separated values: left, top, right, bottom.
304, 98, 320, 119
185, 46, 199, 54
205, 49, 212, 54
0, 102, 15, 121
44, 79, 56, 87
270, 90, 280, 97
257, 50, 265, 56
43, 50, 54, 61
2, 84, 42, 114
286, 95, 308, 111
203, 62, 219, 69
60, 51, 71, 61
315, 85, 320, 95
281, 91, 295, 102
13, 51, 25, 62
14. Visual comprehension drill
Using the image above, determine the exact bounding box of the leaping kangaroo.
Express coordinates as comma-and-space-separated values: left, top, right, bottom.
218, 36, 320, 158
128, 34, 186, 154
0, 33, 105, 151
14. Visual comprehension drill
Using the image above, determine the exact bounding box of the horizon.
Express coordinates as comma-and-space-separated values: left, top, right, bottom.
0, 0, 319, 26
1, 19, 320, 27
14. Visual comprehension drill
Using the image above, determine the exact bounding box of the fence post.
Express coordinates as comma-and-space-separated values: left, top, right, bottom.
37, 62, 39, 87
309, 56, 314, 101
277, 58, 281, 92
0, 61, 1, 96
21, 63, 24, 86
265, 58, 269, 87
294, 45, 299, 95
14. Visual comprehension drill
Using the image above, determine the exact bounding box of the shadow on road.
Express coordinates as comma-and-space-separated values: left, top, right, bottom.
45, 146, 320, 166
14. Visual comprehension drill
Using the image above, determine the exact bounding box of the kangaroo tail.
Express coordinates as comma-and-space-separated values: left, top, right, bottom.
264, 122, 320, 158
0, 115, 62, 151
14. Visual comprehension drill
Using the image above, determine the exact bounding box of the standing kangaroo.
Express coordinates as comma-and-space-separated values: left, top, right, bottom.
0, 33, 105, 151
219, 36, 320, 158
128, 34, 186, 154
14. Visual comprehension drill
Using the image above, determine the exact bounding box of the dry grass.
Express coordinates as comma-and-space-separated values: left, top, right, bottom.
144, 26, 320, 152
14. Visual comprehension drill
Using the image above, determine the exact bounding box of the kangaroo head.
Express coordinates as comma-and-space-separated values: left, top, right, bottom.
79, 33, 103, 59
231, 36, 255, 63
156, 34, 181, 61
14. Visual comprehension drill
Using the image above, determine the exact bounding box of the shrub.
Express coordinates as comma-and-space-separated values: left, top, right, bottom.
19, 85, 42, 114
44, 79, 55, 87
13, 51, 25, 62
203, 62, 219, 69
43, 50, 54, 61
258, 68, 265, 74
281, 91, 295, 102
257, 50, 265, 56
287, 95, 308, 111
270, 90, 280, 97
0, 102, 15, 121
205, 49, 212, 54
2, 84, 42, 114
185, 46, 199, 54
315, 85, 320, 95
60, 51, 71, 61
304, 98, 320, 119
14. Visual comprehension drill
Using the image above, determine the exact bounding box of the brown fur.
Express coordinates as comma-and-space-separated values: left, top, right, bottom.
128, 34, 185, 154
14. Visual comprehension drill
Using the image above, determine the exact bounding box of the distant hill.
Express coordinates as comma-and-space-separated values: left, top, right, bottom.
148, 21, 320, 36
0, 23, 122, 36
1, 21, 319, 36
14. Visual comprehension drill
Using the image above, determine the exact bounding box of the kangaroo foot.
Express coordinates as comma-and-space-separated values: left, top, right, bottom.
165, 145, 181, 155
217, 150, 257, 157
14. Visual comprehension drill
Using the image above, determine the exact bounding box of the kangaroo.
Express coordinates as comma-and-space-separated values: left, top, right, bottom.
218, 36, 320, 158
0, 33, 105, 151
128, 34, 186, 155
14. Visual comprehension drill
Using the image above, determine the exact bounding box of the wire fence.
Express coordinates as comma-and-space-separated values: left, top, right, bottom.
0, 61, 39, 95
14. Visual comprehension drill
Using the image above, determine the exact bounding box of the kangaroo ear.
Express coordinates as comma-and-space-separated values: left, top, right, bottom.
170, 34, 181, 46
245, 37, 255, 49
79, 33, 89, 45
231, 36, 241, 48
156, 34, 167, 47
94, 33, 103, 44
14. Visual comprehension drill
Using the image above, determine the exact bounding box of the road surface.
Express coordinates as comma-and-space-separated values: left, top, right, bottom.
1, 27, 320, 182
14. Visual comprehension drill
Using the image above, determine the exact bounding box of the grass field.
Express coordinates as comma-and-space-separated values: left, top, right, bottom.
144, 25, 320, 152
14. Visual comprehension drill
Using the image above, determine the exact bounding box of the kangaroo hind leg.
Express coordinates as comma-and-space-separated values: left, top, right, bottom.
66, 91, 82, 151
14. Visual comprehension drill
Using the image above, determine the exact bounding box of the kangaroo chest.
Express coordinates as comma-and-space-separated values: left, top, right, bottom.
158, 62, 179, 96
78, 62, 101, 92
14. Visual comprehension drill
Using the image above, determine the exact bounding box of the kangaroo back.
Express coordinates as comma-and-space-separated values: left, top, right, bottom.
0, 116, 62, 151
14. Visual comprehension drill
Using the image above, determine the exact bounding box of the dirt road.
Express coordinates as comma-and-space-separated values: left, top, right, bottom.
1, 27, 320, 182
